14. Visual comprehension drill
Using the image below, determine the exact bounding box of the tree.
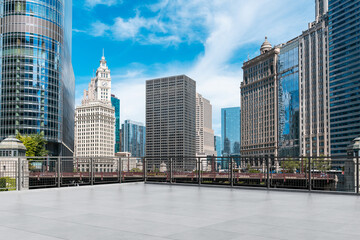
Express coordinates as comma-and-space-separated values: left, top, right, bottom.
16, 133, 48, 157
281, 159, 300, 173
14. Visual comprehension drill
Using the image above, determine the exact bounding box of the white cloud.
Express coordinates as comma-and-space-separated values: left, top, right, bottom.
81, 0, 314, 134
85, 0, 121, 7
90, 21, 111, 37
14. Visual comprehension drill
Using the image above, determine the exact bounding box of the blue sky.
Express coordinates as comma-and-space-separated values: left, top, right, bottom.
72, 0, 315, 135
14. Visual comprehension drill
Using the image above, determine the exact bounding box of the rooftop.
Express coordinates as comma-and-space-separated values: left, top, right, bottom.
1, 183, 360, 240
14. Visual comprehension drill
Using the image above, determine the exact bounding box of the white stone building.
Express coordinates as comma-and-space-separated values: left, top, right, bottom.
196, 93, 216, 156
74, 55, 116, 173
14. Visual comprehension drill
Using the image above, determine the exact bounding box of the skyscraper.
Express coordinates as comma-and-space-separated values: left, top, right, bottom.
111, 94, 120, 153
241, 38, 279, 157
121, 120, 145, 157
221, 107, 240, 155
328, 0, 360, 156
196, 93, 216, 156
214, 136, 222, 157
74, 56, 115, 158
146, 75, 196, 160
299, 0, 330, 156
0, 0, 75, 156
278, 38, 300, 157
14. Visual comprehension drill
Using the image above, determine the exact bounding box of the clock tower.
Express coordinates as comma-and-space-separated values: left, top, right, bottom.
94, 54, 111, 103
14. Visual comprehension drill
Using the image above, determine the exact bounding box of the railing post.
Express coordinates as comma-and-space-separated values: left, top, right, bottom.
308, 157, 311, 192
90, 158, 94, 186
143, 158, 147, 183
230, 157, 233, 187
170, 158, 173, 184
198, 157, 201, 185
266, 155, 270, 189
356, 155, 359, 195
17, 157, 21, 191
118, 157, 121, 183
57, 157, 61, 188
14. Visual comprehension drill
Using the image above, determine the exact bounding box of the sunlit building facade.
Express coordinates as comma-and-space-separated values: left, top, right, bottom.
0, 0, 75, 156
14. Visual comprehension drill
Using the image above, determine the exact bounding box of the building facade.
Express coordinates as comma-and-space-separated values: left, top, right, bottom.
196, 93, 216, 156
111, 94, 120, 153
0, 0, 75, 156
214, 136, 221, 157
146, 75, 196, 160
278, 38, 300, 157
328, 0, 360, 156
74, 56, 115, 160
121, 120, 145, 157
241, 38, 279, 157
299, 0, 330, 156
221, 107, 240, 156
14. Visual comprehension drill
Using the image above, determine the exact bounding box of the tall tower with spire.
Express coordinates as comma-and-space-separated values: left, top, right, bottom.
74, 54, 116, 171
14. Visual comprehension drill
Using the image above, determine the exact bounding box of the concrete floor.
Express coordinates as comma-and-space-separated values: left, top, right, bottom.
0, 183, 360, 240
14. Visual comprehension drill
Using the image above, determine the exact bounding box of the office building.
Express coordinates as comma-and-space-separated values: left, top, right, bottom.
146, 75, 196, 161
111, 94, 120, 153
214, 136, 221, 157
241, 38, 279, 157
196, 93, 216, 156
74, 55, 115, 161
221, 107, 240, 155
328, 0, 360, 156
121, 120, 145, 157
0, 0, 75, 156
278, 38, 300, 157
299, 0, 330, 156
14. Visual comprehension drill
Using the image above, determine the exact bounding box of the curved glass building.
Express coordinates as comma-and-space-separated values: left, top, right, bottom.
0, 0, 75, 156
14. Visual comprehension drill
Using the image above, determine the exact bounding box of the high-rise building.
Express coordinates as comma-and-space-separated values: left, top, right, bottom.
299, 0, 330, 156
241, 38, 279, 157
278, 38, 300, 157
146, 75, 196, 160
196, 93, 216, 156
111, 94, 120, 153
121, 120, 145, 157
214, 136, 222, 157
0, 0, 75, 156
74, 55, 115, 160
328, 0, 360, 156
221, 107, 240, 155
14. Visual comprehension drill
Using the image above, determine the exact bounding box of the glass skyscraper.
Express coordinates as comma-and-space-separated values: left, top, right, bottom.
278, 39, 300, 157
329, 0, 360, 156
122, 120, 145, 157
214, 135, 221, 156
221, 107, 240, 155
0, 0, 75, 156
111, 94, 120, 153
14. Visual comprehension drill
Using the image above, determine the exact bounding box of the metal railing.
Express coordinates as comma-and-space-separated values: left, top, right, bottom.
0, 155, 359, 194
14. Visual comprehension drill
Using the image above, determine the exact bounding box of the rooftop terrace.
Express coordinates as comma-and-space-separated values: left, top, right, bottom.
1, 183, 360, 240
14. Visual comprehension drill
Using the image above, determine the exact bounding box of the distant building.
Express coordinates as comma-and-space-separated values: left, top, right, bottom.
221, 107, 240, 156
328, 0, 360, 156
121, 120, 146, 157
196, 93, 216, 156
299, 0, 330, 156
214, 136, 222, 157
146, 75, 196, 161
111, 95, 121, 153
74, 55, 116, 172
241, 38, 279, 157
278, 38, 300, 157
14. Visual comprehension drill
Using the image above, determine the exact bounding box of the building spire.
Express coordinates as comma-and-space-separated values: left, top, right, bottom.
102, 48, 105, 58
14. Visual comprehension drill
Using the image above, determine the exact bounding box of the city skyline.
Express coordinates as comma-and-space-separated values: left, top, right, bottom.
72, 0, 315, 135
